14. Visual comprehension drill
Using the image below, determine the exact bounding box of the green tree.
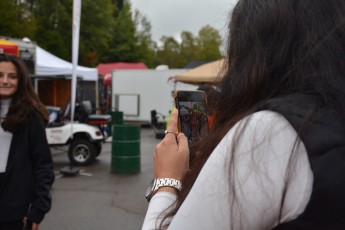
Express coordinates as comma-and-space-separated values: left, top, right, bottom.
79, 0, 116, 66
32, 0, 72, 60
154, 25, 223, 68
113, 0, 124, 12
197, 25, 222, 61
179, 31, 198, 66
0, 0, 37, 39
31, 0, 116, 66
1, 1, 221, 69
155, 36, 180, 68
105, 1, 137, 62
134, 10, 156, 67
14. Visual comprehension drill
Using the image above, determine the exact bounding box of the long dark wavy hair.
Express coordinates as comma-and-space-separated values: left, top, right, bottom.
0, 54, 48, 133
161, 0, 345, 228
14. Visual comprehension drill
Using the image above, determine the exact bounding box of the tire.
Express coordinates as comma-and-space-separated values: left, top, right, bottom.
68, 139, 96, 166
94, 142, 102, 157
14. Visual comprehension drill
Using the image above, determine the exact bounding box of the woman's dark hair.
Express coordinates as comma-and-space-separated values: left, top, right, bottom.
196, 84, 217, 115
161, 0, 345, 228
0, 54, 48, 133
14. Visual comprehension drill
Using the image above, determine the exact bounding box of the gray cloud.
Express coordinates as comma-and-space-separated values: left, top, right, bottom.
130, 0, 238, 43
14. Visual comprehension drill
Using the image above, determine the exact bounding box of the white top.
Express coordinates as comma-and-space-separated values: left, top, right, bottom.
0, 98, 12, 173
142, 110, 313, 230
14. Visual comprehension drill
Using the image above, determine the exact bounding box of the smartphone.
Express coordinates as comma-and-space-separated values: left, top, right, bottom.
175, 90, 209, 143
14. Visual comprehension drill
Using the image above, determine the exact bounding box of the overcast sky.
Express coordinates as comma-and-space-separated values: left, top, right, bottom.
130, 0, 239, 44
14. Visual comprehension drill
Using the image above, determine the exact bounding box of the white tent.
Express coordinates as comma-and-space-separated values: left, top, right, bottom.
33, 46, 99, 110
35, 46, 98, 81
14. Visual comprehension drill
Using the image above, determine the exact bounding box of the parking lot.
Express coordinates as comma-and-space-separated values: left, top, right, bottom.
41, 127, 160, 230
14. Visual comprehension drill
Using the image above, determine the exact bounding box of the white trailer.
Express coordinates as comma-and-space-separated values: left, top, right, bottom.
111, 69, 197, 124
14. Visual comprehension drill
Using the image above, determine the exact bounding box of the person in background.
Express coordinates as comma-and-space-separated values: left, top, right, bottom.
142, 0, 345, 229
0, 54, 54, 230
196, 84, 217, 129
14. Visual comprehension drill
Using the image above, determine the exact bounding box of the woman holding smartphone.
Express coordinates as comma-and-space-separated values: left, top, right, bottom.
0, 54, 54, 230
143, 0, 345, 229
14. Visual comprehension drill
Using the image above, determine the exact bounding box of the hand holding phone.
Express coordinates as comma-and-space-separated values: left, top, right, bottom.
175, 90, 209, 143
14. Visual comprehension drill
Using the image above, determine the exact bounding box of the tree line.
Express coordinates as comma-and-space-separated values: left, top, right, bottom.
0, 0, 223, 68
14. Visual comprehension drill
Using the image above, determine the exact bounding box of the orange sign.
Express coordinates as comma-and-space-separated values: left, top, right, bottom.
0, 39, 19, 57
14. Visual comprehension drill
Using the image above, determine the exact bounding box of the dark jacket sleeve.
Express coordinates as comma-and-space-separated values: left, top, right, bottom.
27, 115, 55, 223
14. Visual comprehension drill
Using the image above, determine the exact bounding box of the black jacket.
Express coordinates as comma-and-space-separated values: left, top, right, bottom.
0, 113, 54, 223
259, 95, 345, 229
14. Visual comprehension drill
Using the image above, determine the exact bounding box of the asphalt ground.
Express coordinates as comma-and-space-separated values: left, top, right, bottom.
41, 127, 160, 230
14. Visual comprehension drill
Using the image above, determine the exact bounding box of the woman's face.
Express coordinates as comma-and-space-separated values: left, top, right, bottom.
0, 61, 19, 99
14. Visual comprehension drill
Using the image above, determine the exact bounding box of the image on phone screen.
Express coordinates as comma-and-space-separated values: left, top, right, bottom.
176, 94, 208, 143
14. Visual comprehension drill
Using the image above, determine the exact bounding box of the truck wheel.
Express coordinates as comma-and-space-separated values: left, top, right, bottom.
94, 142, 102, 157
68, 139, 96, 166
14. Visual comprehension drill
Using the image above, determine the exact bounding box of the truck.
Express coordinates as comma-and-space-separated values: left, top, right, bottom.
111, 69, 197, 126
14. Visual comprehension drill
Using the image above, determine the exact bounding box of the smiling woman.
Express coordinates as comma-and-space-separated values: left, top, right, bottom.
0, 61, 19, 99
0, 54, 54, 230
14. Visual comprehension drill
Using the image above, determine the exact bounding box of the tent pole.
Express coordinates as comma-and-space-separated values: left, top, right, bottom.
95, 78, 99, 114
54, 80, 57, 107
34, 78, 39, 94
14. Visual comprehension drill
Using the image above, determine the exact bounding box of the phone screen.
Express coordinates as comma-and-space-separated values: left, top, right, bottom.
175, 90, 208, 143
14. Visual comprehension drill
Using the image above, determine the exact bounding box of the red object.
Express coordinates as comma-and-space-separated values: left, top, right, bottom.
97, 62, 148, 86
103, 74, 112, 86
87, 121, 109, 125
97, 62, 148, 77
0, 39, 19, 56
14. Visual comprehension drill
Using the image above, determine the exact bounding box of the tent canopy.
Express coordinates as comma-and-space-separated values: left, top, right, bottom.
35, 46, 98, 81
175, 59, 225, 84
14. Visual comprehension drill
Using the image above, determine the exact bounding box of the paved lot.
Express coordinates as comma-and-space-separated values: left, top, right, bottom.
41, 127, 160, 230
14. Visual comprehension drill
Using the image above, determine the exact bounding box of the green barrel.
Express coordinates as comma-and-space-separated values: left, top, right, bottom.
107, 111, 124, 137
110, 111, 123, 124
111, 124, 141, 174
